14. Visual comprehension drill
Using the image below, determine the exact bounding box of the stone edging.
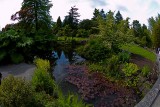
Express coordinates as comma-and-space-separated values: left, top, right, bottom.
135, 56, 160, 107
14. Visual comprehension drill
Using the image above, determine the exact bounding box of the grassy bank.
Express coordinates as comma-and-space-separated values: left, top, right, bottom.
121, 44, 156, 62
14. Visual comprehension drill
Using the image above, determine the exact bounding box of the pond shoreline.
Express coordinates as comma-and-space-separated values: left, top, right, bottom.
0, 63, 36, 81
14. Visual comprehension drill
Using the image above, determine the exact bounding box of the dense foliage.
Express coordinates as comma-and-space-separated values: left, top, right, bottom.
0, 0, 159, 106
0, 75, 34, 107
77, 37, 110, 61
0, 59, 90, 107
148, 14, 160, 49
11, 0, 53, 35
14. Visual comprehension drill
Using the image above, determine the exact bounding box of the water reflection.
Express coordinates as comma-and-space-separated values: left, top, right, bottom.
53, 50, 85, 83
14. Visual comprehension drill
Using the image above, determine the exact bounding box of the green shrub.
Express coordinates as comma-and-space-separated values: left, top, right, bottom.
76, 29, 89, 37
122, 63, 138, 77
122, 63, 139, 87
32, 58, 56, 95
33, 91, 56, 107
77, 38, 110, 61
32, 68, 56, 95
125, 76, 139, 87
10, 53, 24, 64
118, 51, 130, 63
106, 55, 120, 76
0, 75, 34, 107
52, 90, 92, 107
88, 63, 104, 73
141, 66, 150, 77
34, 58, 50, 71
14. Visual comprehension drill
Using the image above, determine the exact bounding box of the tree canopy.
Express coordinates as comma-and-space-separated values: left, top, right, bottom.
11, 0, 53, 35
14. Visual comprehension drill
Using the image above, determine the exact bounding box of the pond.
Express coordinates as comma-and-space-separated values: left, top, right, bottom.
53, 50, 85, 83
51, 42, 139, 107
51, 42, 86, 96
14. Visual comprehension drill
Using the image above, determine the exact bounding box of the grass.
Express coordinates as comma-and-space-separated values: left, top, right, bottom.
121, 44, 156, 62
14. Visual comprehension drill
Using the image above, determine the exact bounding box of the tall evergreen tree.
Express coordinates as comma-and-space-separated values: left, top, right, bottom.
100, 9, 106, 19
141, 24, 152, 47
63, 6, 80, 29
132, 20, 142, 37
53, 16, 62, 34
115, 11, 123, 24
148, 15, 160, 49
11, 0, 53, 35
148, 17, 156, 31
62, 6, 80, 37
56, 16, 62, 28
92, 8, 100, 20
92, 8, 106, 20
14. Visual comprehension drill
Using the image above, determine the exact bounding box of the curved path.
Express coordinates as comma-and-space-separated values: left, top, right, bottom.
0, 63, 36, 81
150, 55, 160, 107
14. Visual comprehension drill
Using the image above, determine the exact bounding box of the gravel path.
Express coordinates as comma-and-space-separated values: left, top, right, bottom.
0, 63, 36, 81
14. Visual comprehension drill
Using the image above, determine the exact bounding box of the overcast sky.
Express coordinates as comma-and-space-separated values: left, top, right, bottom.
0, 0, 160, 29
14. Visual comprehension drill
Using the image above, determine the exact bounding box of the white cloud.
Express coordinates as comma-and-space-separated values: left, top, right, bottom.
0, 0, 22, 29
50, 0, 93, 21
101, 0, 160, 25
1, 0, 160, 29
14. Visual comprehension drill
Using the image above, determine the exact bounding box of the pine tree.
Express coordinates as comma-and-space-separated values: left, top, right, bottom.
92, 8, 100, 20
100, 9, 106, 19
11, 0, 53, 35
56, 16, 62, 28
152, 21, 160, 49
132, 20, 142, 38
63, 6, 80, 29
62, 6, 80, 37
53, 16, 62, 35
115, 11, 123, 24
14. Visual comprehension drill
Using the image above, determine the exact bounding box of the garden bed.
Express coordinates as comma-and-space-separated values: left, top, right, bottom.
63, 54, 158, 107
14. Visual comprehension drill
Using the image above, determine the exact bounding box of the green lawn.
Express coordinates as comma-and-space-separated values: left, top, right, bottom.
121, 44, 156, 62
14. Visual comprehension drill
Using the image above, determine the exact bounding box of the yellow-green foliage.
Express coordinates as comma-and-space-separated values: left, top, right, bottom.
121, 44, 156, 62
57, 36, 88, 42
122, 63, 138, 77
122, 63, 139, 87
34, 58, 50, 71
141, 66, 150, 77
0, 75, 33, 107
32, 68, 56, 94
125, 77, 139, 87
50, 90, 93, 107
32, 58, 55, 95
88, 63, 104, 73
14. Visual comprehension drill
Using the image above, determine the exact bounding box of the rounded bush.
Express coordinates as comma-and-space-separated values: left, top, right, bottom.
0, 75, 33, 107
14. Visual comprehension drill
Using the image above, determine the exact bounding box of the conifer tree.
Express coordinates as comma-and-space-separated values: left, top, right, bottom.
63, 6, 80, 29
11, 0, 53, 35
115, 11, 123, 24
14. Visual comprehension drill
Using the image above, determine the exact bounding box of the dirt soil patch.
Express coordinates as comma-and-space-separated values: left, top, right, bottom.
130, 54, 158, 83
130, 54, 155, 69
